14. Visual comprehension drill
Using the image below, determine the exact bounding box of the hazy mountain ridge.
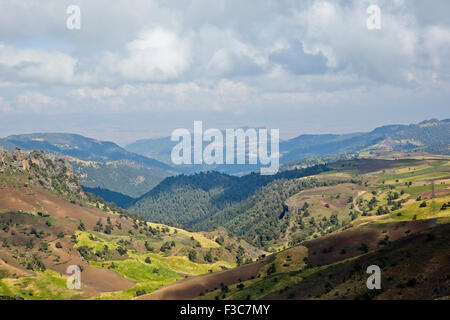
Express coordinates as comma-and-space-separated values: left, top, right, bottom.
124, 119, 450, 174
0, 133, 174, 170
1, 118, 448, 203
0, 133, 177, 198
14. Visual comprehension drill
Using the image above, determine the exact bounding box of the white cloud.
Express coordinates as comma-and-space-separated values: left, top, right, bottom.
424, 26, 450, 69
0, 95, 12, 112
13, 91, 66, 113
0, 43, 77, 84
108, 28, 192, 81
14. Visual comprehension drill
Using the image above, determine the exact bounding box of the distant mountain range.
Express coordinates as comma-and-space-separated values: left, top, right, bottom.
0, 133, 173, 170
0, 119, 448, 200
126, 119, 450, 173
0, 133, 177, 198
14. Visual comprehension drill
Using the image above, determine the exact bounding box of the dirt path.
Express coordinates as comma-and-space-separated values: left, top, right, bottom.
353, 191, 367, 213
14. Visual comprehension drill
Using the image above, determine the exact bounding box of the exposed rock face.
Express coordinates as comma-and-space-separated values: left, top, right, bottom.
0, 149, 83, 197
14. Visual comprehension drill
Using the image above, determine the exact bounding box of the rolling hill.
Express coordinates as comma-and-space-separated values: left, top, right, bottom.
142, 217, 449, 300
1, 149, 449, 300
0, 149, 263, 300
127, 165, 335, 248
135, 152, 450, 300
1, 119, 449, 300
127, 150, 450, 251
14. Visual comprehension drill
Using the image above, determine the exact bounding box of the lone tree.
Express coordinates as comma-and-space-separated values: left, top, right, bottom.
188, 250, 197, 262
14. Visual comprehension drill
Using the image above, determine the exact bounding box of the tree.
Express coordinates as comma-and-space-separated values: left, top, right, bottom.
39, 242, 49, 251
267, 263, 276, 275
78, 220, 86, 231
160, 241, 172, 252
144, 241, 154, 252
188, 250, 197, 262
117, 246, 127, 255
358, 243, 369, 253
104, 225, 113, 234
135, 289, 147, 297
204, 251, 213, 263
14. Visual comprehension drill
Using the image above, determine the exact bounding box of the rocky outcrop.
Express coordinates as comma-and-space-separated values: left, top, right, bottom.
0, 149, 83, 198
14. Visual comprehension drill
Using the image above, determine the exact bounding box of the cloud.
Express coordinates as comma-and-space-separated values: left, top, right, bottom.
0, 95, 12, 112
13, 91, 67, 113
201, 27, 268, 77
423, 26, 450, 71
0, 42, 77, 84
0, 0, 449, 139
106, 28, 192, 82
269, 41, 328, 74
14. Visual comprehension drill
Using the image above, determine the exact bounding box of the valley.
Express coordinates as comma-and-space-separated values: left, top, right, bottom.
0, 150, 263, 300
136, 151, 450, 300
0, 120, 449, 300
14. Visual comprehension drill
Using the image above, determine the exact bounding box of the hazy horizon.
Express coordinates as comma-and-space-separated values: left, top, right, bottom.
1, 116, 448, 147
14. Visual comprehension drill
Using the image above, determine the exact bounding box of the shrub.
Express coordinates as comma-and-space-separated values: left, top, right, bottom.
117, 247, 127, 256
267, 263, 276, 275
78, 221, 86, 231
135, 289, 147, 297
188, 250, 197, 262
358, 243, 369, 253
204, 251, 213, 263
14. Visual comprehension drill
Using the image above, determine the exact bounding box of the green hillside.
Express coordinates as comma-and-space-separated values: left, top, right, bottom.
127, 165, 350, 248
138, 153, 449, 301
128, 152, 450, 251
0, 149, 262, 300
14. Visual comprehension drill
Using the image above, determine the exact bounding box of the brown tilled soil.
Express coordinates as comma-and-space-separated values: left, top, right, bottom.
138, 218, 439, 300
136, 256, 273, 300
265, 223, 450, 300
305, 219, 435, 267
0, 185, 117, 229
0, 185, 136, 296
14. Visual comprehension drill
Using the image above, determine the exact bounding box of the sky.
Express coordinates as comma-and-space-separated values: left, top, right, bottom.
0, 0, 449, 145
